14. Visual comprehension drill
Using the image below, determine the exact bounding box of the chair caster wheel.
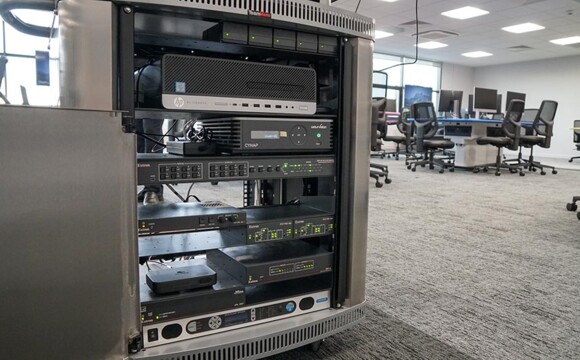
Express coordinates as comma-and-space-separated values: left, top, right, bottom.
375, 182, 383, 188
439, 169, 444, 174
395, 157, 399, 161
473, 168, 480, 173
540, 171, 546, 175
495, 172, 501, 176
411, 168, 416, 172
385, 178, 392, 184
532, 168, 537, 172
519, 172, 525, 176
566, 203, 578, 211
483, 168, 488, 173
421, 164, 426, 168
449, 168, 455, 172
429, 165, 434, 170
211, 181, 219, 185
407, 165, 412, 170
552, 170, 558, 174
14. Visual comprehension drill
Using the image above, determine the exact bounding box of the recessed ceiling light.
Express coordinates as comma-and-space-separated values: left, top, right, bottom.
375, 30, 394, 39
502, 23, 545, 34
550, 36, 580, 45
462, 51, 493, 58
442, 6, 489, 20
416, 41, 448, 49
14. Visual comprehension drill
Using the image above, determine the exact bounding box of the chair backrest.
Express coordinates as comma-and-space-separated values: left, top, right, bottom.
411, 102, 438, 139
371, 98, 387, 151
521, 108, 539, 122
396, 107, 411, 134
502, 99, 525, 142
533, 100, 558, 147
574, 120, 580, 143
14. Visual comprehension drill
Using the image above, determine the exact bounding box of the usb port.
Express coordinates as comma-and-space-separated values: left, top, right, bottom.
265, 104, 271, 108
242, 103, 249, 107
253, 104, 260, 108
275, 105, 282, 109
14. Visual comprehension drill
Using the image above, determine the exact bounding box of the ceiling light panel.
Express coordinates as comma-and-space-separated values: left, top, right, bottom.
550, 36, 580, 45
375, 30, 394, 39
502, 23, 545, 34
462, 51, 493, 58
441, 6, 489, 20
416, 41, 448, 49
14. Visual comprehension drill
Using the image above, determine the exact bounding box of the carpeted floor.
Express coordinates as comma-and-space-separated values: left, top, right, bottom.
265, 157, 580, 360
162, 157, 580, 360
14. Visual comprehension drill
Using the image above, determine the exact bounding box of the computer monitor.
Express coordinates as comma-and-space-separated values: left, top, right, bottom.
505, 91, 526, 110
496, 94, 503, 114
438, 90, 463, 113
404, 85, 432, 107
473, 87, 498, 114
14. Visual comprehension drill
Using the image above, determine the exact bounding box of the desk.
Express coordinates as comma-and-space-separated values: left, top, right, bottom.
439, 119, 503, 167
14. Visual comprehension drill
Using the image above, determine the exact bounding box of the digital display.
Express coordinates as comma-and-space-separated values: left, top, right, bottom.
224, 311, 249, 325
251, 131, 280, 139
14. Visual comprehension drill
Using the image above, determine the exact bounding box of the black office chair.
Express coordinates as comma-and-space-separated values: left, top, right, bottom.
406, 102, 455, 173
475, 99, 525, 176
383, 110, 412, 160
370, 99, 391, 187
568, 120, 580, 163
519, 100, 558, 175
504, 108, 538, 165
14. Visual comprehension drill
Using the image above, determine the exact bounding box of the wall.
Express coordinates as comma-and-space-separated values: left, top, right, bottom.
440, 63, 474, 115
473, 55, 580, 158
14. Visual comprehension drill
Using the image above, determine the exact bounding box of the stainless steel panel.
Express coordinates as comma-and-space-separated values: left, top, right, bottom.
0, 106, 139, 360
59, 0, 116, 110
343, 37, 372, 307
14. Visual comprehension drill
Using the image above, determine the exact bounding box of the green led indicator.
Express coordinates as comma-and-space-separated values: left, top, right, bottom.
321, 44, 325, 48
316, 133, 322, 138
251, 35, 256, 40
299, 42, 303, 46
225, 32, 230, 37
276, 39, 280, 43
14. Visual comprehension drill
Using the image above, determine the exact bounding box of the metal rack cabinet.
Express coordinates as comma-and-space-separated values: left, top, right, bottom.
15, 0, 376, 359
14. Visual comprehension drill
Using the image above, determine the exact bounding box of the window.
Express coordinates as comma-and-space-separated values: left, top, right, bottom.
1, 9, 60, 106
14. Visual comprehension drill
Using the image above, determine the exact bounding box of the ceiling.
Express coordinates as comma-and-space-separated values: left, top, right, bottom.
332, 0, 580, 67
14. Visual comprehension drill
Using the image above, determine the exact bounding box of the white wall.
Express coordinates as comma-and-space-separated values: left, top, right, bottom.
440, 63, 474, 115
473, 55, 580, 159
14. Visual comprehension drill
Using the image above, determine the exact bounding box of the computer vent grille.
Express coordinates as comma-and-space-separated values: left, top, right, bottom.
168, 0, 374, 39
148, 305, 366, 360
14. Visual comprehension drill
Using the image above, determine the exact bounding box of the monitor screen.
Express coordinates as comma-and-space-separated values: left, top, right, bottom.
496, 94, 503, 114
505, 91, 526, 110
473, 87, 498, 112
438, 90, 463, 112
404, 85, 433, 107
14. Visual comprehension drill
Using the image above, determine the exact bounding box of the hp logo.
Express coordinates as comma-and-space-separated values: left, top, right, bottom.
174, 97, 185, 108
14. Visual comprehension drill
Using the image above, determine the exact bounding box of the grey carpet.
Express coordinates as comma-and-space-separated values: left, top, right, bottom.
163, 158, 580, 359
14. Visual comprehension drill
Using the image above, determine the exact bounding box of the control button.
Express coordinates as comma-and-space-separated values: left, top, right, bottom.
258, 167, 264, 173
299, 297, 315, 310
249, 167, 256, 173
220, 171, 226, 177
170, 166, 177, 172
208, 316, 222, 330
218, 216, 225, 223
229, 171, 236, 176
161, 324, 183, 339
239, 171, 245, 176
275, 166, 281, 172
239, 164, 245, 170
160, 166, 168, 173
170, 174, 177, 179
219, 165, 226, 171
267, 166, 273, 172
181, 173, 188, 179
229, 165, 236, 170
285, 302, 296, 313
186, 321, 198, 334
181, 166, 188, 172
160, 174, 167, 180
210, 165, 216, 171
147, 328, 159, 342
210, 171, 217, 177
192, 165, 200, 171
230, 214, 239, 222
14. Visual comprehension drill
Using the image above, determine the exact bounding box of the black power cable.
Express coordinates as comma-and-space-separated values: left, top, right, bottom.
380, 0, 420, 71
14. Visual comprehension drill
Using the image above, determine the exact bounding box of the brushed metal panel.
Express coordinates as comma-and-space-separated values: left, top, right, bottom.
0, 106, 139, 360
343, 37, 372, 307
59, 0, 116, 110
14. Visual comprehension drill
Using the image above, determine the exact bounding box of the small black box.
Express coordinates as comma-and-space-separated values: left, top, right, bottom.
166, 141, 217, 156
318, 35, 338, 54
203, 22, 248, 44
146, 264, 217, 294
297, 32, 317, 52
273, 29, 296, 50
249, 25, 273, 47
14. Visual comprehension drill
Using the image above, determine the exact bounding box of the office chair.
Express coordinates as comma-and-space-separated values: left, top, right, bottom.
370, 99, 391, 187
475, 99, 525, 176
406, 102, 455, 173
382, 110, 411, 160
504, 108, 538, 165
568, 120, 580, 163
519, 100, 559, 175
